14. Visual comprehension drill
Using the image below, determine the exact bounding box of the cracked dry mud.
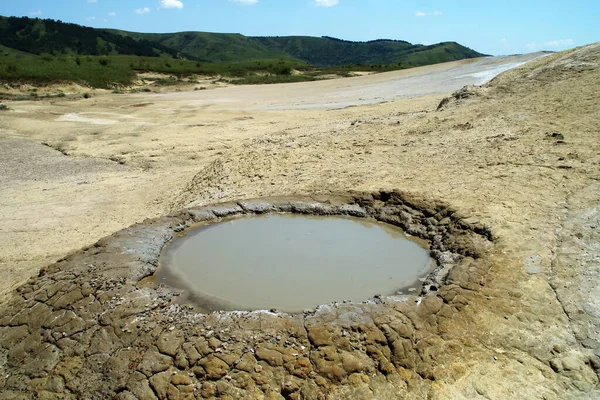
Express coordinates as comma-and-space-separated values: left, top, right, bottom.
1, 43, 600, 399
0, 193, 496, 399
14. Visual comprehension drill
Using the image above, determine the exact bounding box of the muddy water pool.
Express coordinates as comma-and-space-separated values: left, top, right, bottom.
158, 214, 434, 312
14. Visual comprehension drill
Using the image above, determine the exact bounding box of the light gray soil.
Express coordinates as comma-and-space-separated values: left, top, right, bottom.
137, 53, 546, 111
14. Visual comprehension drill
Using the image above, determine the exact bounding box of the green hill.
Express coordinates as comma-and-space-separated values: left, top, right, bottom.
0, 15, 487, 88
0, 16, 486, 66
250, 36, 485, 67
251, 36, 413, 66
119, 32, 486, 67
0, 15, 193, 59
107, 30, 298, 63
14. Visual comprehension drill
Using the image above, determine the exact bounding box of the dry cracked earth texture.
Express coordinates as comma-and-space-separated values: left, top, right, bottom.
0, 44, 599, 399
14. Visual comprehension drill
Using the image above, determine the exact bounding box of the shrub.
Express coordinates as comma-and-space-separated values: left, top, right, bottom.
276, 65, 292, 75
231, 74, 320, 85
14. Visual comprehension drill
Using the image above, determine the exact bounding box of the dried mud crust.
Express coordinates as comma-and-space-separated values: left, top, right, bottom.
0, 190, 495, 399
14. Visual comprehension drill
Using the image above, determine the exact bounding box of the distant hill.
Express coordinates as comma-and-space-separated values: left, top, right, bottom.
251, 36, 485, 67
0, 15, 488, 88
0, 16, 486, 67
0, 15, 194, 59
106, 30, 298, 63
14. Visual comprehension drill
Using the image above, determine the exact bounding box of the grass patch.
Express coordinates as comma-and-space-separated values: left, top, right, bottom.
0, 91, 67, 101
0, 103, 9, 110
0, 53, 309, 88
129, 87, 152, 93
230, 74, 320, 85
153, 76, 184, 86
0, 54, 136, 88
0, 44, 473, 88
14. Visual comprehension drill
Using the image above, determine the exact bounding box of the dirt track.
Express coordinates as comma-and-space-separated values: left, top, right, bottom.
0, 46, 599, 398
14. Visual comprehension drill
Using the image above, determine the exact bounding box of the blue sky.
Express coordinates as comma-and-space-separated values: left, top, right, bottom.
1, 0, 598, 56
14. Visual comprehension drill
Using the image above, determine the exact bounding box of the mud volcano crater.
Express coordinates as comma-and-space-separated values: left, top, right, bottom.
0, 191, 494, 398
158, 214, 436, 313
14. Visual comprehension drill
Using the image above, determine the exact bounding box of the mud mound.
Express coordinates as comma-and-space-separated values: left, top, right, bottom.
436, 85, 488, 111
438, 42, 600, 111
0, 191, 497, 399
491, 42, 600, 88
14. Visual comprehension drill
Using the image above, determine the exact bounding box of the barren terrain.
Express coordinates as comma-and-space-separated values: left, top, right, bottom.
0, 45, 599, 399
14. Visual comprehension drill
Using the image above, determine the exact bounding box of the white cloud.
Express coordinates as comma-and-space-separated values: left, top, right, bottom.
315, 0, 339, 7
87, 0, 97, 3
229, 0, 258, 4
29, 10, 42, 16
526, 39, 574, 50
108, 11, 116, 16
545, 39, 573, 47
159, 0, 184, 9
500, 38, 510, 49
86, 16, 96, 21
416, 11, 442, 17
135, 7, 150, 14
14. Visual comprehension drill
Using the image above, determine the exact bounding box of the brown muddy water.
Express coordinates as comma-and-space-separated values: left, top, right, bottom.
158, 214, 434, 312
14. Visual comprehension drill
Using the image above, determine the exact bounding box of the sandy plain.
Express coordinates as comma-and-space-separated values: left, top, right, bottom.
0, 44, 599, 399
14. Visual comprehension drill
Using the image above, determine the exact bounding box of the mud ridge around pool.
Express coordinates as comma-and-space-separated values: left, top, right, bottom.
0, 190, 495, 399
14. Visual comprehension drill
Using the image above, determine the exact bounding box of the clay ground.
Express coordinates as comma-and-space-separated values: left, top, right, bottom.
0, 44, 599, 399
0, 53, 542, 297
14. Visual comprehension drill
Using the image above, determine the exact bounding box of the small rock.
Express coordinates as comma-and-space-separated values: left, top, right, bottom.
199, 356, 229, 380
315, 376, 328, 387
341, 352, 364, 373
208, 337, 222, 349
552, 344, 567, 353
201, 382, 217, 398
589, 355, 600, 371
582, 339, 599, 349
549, 358, 563, 372
561, 355, 581, 371
171, 373, 193, 386
138, 351, 173, 377
156, 330, 184, 356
